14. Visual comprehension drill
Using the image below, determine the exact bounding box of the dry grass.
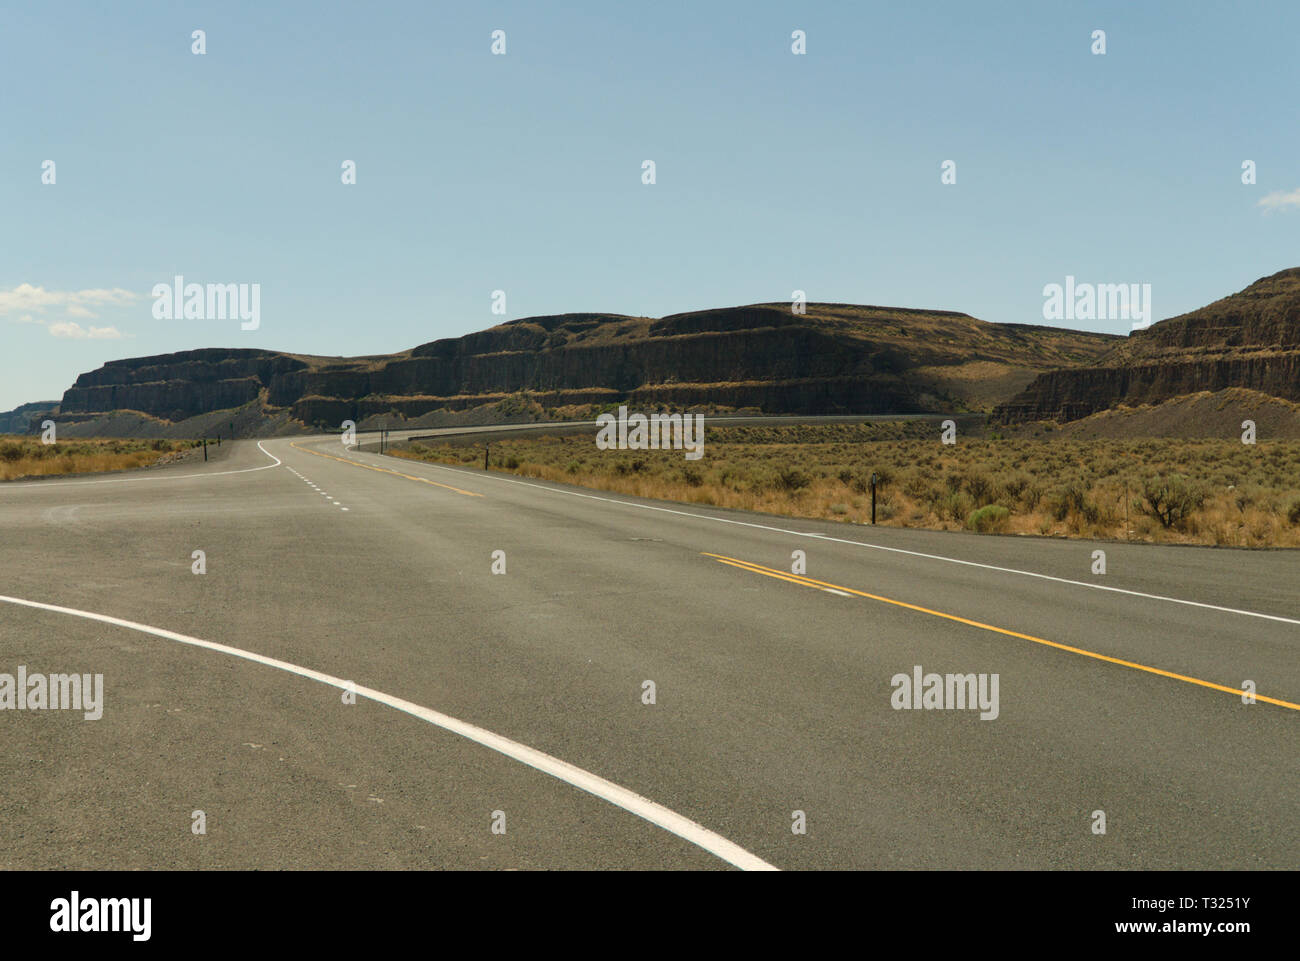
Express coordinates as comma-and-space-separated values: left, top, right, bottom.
0, 436, 196, 481
392, 424, 1300, 548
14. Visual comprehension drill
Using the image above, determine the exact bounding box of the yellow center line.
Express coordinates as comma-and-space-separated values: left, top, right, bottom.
289, 442, 483, 497
702, 552, 1300, 712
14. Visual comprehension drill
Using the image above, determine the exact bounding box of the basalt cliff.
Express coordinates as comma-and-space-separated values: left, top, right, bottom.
994, 268, 1300, 424
51, 303, 1118, 435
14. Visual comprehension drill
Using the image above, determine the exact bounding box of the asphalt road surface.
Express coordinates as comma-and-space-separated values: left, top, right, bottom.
1, 430, 1295, 870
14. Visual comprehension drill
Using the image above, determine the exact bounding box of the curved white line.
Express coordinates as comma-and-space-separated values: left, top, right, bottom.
0, 592, 776, 872
0, 441, 282, 490
322, 441, 1300, 627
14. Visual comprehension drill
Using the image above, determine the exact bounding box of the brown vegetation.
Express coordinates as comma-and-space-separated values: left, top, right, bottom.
392, 424, 1300, 548
0, 436, 196, 481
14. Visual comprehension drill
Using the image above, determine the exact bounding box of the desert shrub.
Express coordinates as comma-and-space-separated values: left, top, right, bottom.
1048, 476, 1096, 522
0, 443, 23, 463
682, 464, 704, 487
1233, 486, 1256, 511
903, 471, 934, 501
1002, 471, 1031, 501
942, 491, 973, 522
749, 467, 784, 492
963, 470, 996, 506
720, 466, 747, 490
1287, 499, 1300, 526
1021, 482, 1044, 510
1137, 474, 1207, 529
967, 504, 1010, 533
1047, 489, 1070, 521
777, 467, 811, 491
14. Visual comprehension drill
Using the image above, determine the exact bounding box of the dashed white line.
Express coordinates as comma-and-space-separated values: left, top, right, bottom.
316, 441, 1300, 627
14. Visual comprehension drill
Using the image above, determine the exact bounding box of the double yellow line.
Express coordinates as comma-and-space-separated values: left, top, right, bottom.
703, 552, 1300, 712
289, 442, 482, 497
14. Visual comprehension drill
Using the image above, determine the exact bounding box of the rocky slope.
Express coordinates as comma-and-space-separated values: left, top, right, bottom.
54, 303, 1118, 433
1041, 389, 1300, 440
994, 268, 1300, 423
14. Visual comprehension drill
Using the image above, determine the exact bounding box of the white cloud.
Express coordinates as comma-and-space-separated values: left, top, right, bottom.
48, 322, 125, 340
0, 283, 138, 317
1257, 188, 1300, 213
0, 283, 136, 339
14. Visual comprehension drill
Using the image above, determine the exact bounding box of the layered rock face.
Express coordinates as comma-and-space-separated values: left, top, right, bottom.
58, 303, 1119, 428
994, 268, 1300, 423
61, 349, 307, 422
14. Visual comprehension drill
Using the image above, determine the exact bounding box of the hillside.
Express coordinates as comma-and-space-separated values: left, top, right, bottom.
0, 400, 59, 435
994, 268, 1300, 424
1003, 389, 1300, 440
52, 303, 1118, 434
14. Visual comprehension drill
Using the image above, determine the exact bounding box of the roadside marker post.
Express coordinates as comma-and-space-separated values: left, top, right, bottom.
484, 444, 489, 470
870, 472, 878, 525
203, 439, 208, 462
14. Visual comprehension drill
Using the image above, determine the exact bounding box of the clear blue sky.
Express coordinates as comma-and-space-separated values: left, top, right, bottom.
3, 0, 1298, 410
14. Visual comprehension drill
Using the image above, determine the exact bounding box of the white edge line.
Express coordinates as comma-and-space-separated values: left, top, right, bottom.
0, 592, 777, 872
331, 442, 1300, 627
0, 441, 283, 490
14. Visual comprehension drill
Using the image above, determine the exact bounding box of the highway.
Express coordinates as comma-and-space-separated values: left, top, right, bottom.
0, 430, 1296, 870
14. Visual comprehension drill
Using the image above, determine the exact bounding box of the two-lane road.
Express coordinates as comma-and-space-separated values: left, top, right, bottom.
0, 432, 1294, 869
